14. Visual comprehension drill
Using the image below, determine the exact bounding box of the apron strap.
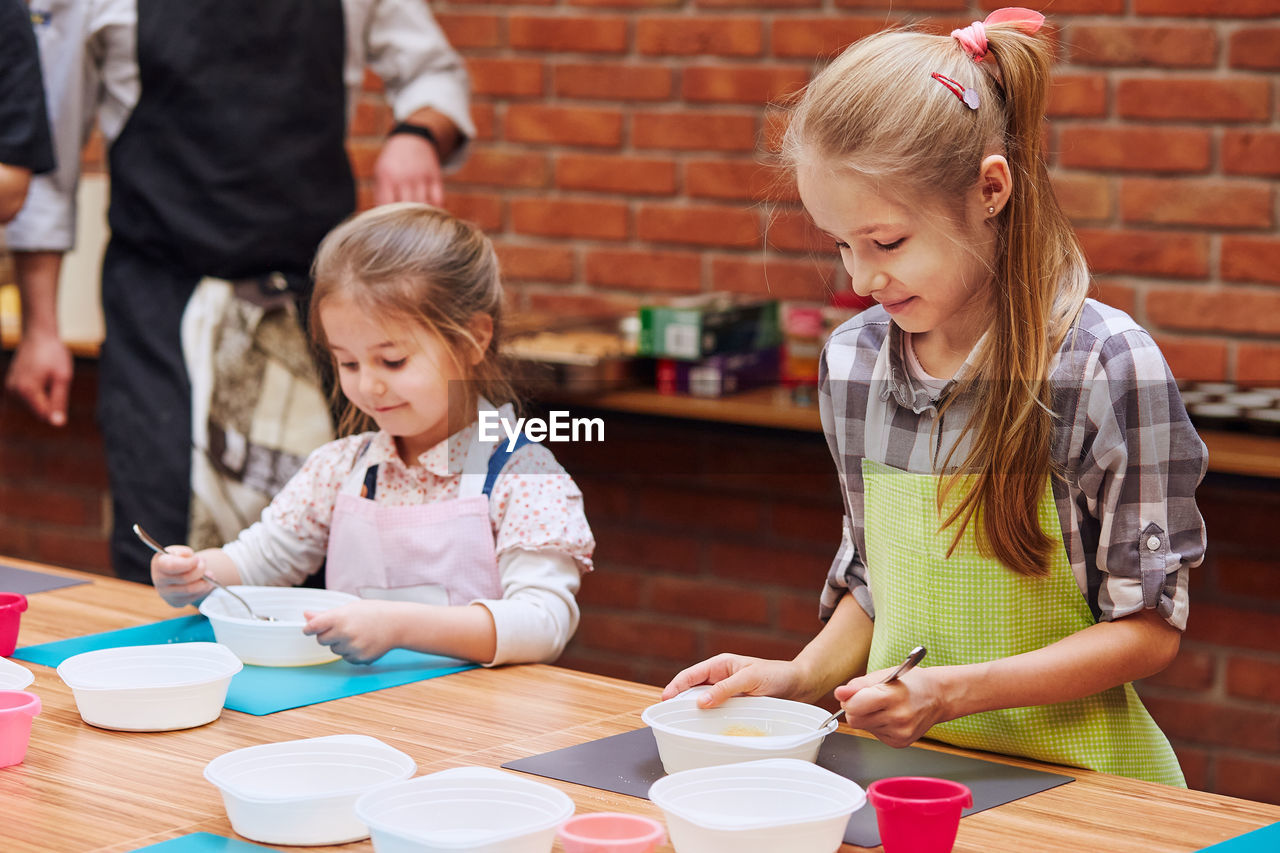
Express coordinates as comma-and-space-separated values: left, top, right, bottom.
482, 434, 533, 497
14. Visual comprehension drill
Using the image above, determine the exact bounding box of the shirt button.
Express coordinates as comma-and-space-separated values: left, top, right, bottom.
1146, 535, 1161, 552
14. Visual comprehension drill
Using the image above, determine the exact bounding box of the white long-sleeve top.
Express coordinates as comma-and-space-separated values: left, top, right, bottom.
9, 0, 474, 252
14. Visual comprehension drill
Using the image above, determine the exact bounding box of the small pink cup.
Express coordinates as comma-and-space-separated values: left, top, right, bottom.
0, 592, 27, 657
558, 812, 666, 853
0, 690, 41, 767
867, 776, 973, 853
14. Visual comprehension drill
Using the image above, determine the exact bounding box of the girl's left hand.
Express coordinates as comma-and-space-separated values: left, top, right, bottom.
833, 665, 948, 748
303, 601, 395, 665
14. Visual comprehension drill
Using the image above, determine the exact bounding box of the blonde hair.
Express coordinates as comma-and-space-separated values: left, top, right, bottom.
784, 24, 1089, 576
310, 203, 515, 437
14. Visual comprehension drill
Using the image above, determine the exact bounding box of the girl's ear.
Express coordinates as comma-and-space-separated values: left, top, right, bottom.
976, 154, 1013, 219
467, 313, 495, 365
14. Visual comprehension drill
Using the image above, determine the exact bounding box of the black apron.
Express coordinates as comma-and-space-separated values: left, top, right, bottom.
99, 0, 350, 581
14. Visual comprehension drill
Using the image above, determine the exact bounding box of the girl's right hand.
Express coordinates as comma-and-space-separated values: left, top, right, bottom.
150, 545, 211, 608
661, 654, 809, 708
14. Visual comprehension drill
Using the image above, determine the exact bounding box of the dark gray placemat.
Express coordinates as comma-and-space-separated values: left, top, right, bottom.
503, 728, 1073, 848
0, 563, 92, 594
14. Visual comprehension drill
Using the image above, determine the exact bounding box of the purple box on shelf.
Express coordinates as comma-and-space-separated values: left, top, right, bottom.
656, 347, 782, 398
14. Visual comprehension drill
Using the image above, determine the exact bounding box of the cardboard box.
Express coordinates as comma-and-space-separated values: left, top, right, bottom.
656, 347, 782, 398
638, 295, 781, 360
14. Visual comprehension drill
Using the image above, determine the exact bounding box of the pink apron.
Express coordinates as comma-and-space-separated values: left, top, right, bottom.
324, 405, 524, 606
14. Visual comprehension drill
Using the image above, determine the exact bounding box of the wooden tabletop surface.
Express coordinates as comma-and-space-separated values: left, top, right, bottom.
2, 556, 1278, 853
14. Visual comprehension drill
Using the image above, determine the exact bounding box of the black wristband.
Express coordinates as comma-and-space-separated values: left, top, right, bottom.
389, 121, 441, 155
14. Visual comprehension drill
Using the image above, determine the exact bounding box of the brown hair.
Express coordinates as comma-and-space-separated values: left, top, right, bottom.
783, 24, 1089, 576
310, 202, 516, 437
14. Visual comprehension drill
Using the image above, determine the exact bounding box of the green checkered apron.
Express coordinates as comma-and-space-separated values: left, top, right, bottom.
861, 458, 1185, 786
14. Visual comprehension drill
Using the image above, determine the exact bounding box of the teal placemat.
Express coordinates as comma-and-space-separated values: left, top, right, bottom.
130, 832, 274, 852
13, 615, 477, 715
1197, 822, 1280, 851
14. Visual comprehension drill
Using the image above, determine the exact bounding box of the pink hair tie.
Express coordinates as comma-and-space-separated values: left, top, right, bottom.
951, 7, 1046, 62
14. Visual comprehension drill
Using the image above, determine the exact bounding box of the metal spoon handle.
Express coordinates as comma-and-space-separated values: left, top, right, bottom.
132, 523, 273, 621
819, 645, 929, 729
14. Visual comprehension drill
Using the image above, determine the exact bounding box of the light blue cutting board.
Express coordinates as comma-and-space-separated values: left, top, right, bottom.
13, 615, 477, 715
1196, 822, 1280, 852
129, 832, 272, 852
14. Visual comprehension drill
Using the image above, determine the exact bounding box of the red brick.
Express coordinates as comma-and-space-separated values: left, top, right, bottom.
1152, 336, 1229, 383
708, 540, 832, 590
1184, 603, 1280, 653
1223, 131, 1280, 178
554, 63, 674, 101
1138, 647, 1217, 691
1090, 280, 1137, 315
650, 577, 771, 626
467, 58, 545, 98
761, 108, 790, 155
633, 485, 766, 534
1069, 25, 1217, 68
493, 243, 576, 283
1226, 656, 1280, 704
705, 628, 807, 663
450, 150, 551, 189
583, 248, 702, 293
1135, 0, 1280, 17
506, 105, 624, 147
0, 485, 99, 527
1198, 487, 1280, 543
1149, 287, 1280, 336
511, 198, 629, 241
837, 0, 964, 9
636, 203, 760, 249
770, 17, 888, 59
1229, 27, 1280, 70
1141, 694, 1280, 752
508, 15, 628, 52
435, 13, 502, 48
637, 17, 764, 57
1221, 236, 1280, 285
523, 290, 643, 319
1051, 173, 1113, 223
981, 0, 1123, 9
346, 139, 380, 182
555, 154, 677, 195
1214, 756, 1280, 807
685, 160, 792, 203
1121, 179, 1272, 229
711, 256, 841, 301
1047, 74, 1109, 118
349, 99, 392, 137
1117, 78, 1272, 122
778, 592, 824, 636
1171, 746, 1210, 793
569, 0, 681, 8
470, 104, 497, 142
588, 523, 704, 574
1077, 228, 1209, 278
766, 207, 831, 254
700, 0, 818, 9
557, 650, 643, 684
574, 613, 700, 661
443, 191, 505, 231
681, 65, 811, 105
633, 111, 759, 152
1057, 126, 1211, 173
576, 569, 648, 608
28, 531, 111, 575
770, 500, 843, 547
1237, 343, 1280, 386
1217, 554, 1280, 602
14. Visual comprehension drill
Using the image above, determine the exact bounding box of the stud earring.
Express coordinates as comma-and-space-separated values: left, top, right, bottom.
987, 206, 996, 214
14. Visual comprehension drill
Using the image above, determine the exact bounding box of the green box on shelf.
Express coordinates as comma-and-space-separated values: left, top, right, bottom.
638, 296, 781, 360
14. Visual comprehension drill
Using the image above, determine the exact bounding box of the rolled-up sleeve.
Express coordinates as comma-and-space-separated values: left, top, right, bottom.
1080, 330, 1205, 631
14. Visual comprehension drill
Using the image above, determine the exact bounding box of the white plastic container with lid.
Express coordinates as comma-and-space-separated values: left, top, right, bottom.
355, 766, 575, 853
0, 656, 34, 690
198, 586, 358, 666
641, 690, 837, 774
56, 642, 241, 731
204, 734, 417, 846
648, 757, 866, 853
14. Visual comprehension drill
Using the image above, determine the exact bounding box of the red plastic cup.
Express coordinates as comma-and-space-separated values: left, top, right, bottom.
867, 776, 973, 853
0, 592, 28, 657
558, 812, 666, 853
0, 690, 41, 767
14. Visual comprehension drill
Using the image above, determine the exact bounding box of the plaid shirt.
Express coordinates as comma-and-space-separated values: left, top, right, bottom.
818, 299, 1206, 631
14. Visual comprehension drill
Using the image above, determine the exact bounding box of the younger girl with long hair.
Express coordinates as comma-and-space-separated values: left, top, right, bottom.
151, 203, 594, 666
664, 9, 1204, 785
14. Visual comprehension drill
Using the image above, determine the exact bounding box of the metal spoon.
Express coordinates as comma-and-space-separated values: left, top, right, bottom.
818, 645, 928, 729
132, 523, 276, 622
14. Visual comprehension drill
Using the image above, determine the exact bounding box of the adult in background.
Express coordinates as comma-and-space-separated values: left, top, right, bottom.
0, 0, 55, 222
4, 0, 474, 582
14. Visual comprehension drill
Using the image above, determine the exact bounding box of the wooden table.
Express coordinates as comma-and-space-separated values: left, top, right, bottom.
3, 557, 1278, 853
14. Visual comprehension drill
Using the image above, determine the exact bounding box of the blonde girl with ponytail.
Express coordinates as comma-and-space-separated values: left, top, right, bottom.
664, 10, 1204, 785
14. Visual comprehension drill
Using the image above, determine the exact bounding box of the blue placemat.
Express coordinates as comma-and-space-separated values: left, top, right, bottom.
13, 615, 477, 715
1197, 822, 1280, 852
130, 833, 274, 852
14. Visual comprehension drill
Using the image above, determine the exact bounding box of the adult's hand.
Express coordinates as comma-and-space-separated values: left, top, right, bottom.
4, 327, 71, 426
373, 133, 444, 207
835, 665, 948, 748
661, 653, 814, 708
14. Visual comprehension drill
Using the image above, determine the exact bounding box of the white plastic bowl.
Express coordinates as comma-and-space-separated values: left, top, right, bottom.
648, 758, 865, 853
198, 586, 358, 666
641, 692, 837, 774
355, 766, 575, 853
56, 642, 242, 731
0, 657, 34, 690
204, 734, 417, 846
